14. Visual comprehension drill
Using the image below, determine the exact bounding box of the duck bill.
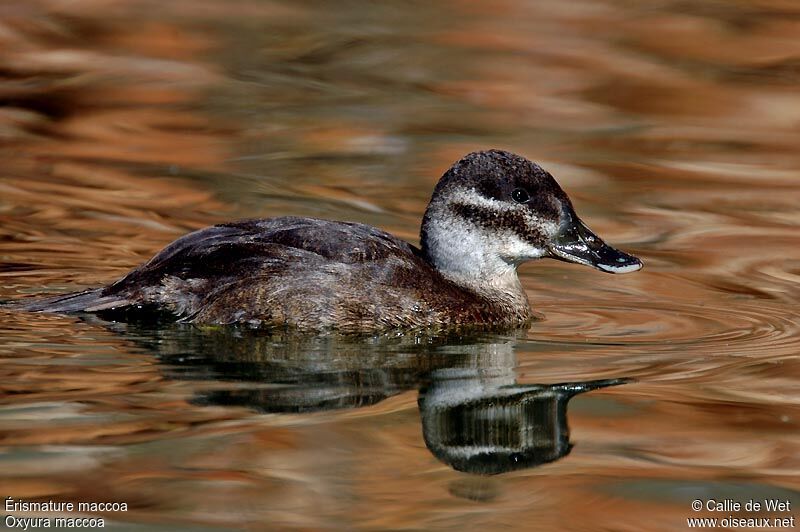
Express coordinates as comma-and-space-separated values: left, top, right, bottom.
547, 216, 642, 274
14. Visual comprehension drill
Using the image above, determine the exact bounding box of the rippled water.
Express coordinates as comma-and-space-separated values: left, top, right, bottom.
1, 0, 799, 530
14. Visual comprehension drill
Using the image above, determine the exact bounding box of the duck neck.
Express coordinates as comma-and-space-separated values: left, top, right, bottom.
420, 209, 531, 318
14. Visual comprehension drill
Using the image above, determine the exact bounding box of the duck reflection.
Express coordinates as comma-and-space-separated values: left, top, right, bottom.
419, 361, 624, 474
98, 320, 627, 474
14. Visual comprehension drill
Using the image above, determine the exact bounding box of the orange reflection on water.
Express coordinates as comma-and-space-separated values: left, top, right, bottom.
1, 0, 799, 531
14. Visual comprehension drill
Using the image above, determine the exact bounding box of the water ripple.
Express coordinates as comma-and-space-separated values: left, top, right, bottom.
531, 300, 798, 355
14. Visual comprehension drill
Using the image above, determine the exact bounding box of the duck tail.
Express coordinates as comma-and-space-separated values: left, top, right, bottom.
9, 288, 126, 313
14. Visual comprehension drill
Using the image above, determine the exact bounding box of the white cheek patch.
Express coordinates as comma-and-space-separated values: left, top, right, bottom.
448, 188, 501, 209
426, 217, 501, 272
494, 230, 548, 263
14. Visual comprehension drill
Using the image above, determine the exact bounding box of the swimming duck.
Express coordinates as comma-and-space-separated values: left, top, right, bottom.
20, 150, 642, 332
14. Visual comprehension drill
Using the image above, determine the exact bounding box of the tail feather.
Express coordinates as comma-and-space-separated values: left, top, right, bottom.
11, 289, 131, 313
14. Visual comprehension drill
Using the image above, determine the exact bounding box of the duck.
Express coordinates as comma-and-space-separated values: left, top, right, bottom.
19, 150, 642, 333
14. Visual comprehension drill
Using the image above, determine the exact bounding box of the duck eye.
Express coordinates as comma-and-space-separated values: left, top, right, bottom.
511, 188, 530, 203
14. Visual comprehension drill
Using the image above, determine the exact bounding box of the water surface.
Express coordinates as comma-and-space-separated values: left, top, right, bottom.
1, 0, 799, 530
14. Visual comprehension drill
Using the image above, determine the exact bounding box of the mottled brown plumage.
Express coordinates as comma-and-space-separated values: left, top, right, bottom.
17, 150, 642, 333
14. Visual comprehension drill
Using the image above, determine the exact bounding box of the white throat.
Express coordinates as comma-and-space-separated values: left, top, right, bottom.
423, 212, 536, 306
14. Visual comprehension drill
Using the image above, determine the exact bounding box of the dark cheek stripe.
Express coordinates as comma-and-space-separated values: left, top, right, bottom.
449, 202, 548, 247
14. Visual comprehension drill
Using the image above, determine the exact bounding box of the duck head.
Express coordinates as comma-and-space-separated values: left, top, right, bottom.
421, 150, 642, 296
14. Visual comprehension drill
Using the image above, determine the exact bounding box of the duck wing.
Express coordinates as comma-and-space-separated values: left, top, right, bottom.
25, 217, 432, 323
109, 216, 425, 289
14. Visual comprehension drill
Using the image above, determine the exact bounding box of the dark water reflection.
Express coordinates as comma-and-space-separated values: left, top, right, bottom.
2, 0, 800, 530
101, 322, 625, 474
